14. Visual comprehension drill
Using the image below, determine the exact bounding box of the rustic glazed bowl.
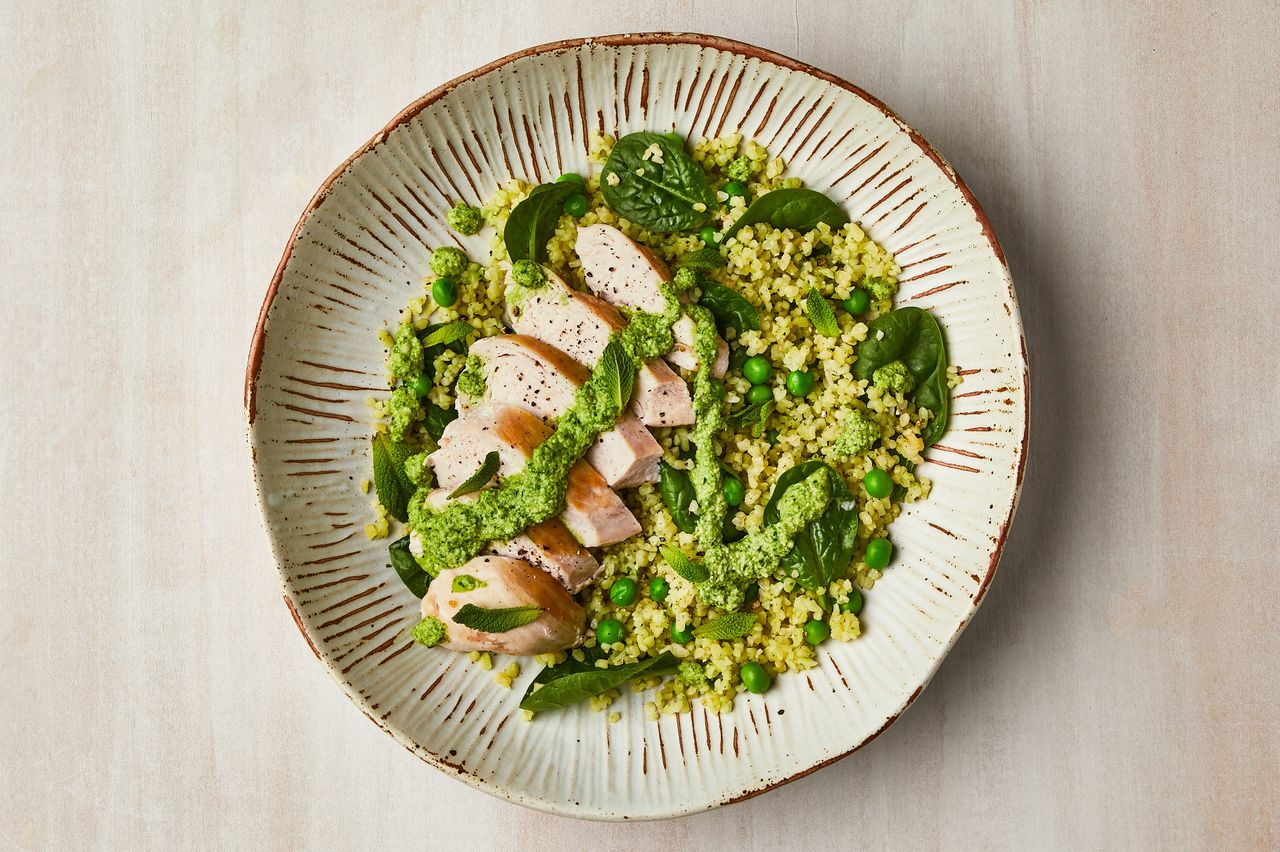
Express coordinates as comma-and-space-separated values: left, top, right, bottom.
246, 33, 1027, 819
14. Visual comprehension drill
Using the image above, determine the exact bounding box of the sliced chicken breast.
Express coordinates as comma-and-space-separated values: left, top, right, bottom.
458, 335, 662, 488
411, 489, 600, 592
423, 555, 585, 655
505, 268, 695, 427
430, 404, 642, 547
575, 224, 730, 377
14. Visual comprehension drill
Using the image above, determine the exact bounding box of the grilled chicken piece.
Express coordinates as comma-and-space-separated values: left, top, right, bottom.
423, 555, 586, 654
458, 334, 662, 488
575, 224, 729, 376
411, 489, 600, 592
430, 404, 641, 547
505, 268, 695, 427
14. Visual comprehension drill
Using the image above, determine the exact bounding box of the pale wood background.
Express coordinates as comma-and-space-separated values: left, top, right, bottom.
2, 1, 1277, 849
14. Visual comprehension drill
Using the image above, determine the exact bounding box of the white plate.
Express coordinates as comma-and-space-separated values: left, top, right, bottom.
245, 33, 1028, 820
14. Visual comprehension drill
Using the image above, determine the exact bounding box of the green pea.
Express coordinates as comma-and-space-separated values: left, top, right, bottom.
865, 537, 893, 570
722, 475, 745, 507
863, 467, 893, 499
671, 622, 694, 644
596, 618, 624, 645
564, 193, 589, 217
699, 226, 719, 246
803, 619, 830, 645
743, 582, 759, 604
649, 576, 670, 602
742, 356, 773, 385
839, 588, 864, 614
785, 369, 815, 397
432, 277, 458, 308
723, 181, 748, 198
746, 384, 772, 405
609, 577, 638, 606
739, 661, 771, 694
555, 172, 585, 185
407, 373, 431, 397
841, 288, 871, 314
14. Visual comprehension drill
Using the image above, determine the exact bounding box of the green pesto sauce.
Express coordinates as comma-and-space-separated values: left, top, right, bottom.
455, 354, 487, 400
408, 282, 681, 575
683, 308, 831, 611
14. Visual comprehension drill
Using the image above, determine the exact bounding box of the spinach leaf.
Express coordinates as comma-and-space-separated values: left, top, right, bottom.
763, 461, 858, 591
448, 450, 500, 498
730, 187, 850, 236
520, 652, 680, 712
371, 433, 418, 522
600, 132, 717, 233
422, 401, 457, 443
388, 534, 429, 598
699, 281, 759, 332
727, 345, 749, 373
525, 646, 607, 693
852, 307, 950, 446
677, 246, 727, 271
504, 181, 577, 262
658, 460, 697, 533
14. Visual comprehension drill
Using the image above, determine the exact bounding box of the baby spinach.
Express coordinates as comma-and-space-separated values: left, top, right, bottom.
699, 281, 759, 332
730, 187, 850, 236
388, 534, 429, 598
763, 461, 858, 591
371, 433, 418, 522
853, 307, 950, 446
504, 181, 577, 262
520, 651, 679, 712
658, 460, 697, 534
421, 401, 457, 444
600, 132, 717, 233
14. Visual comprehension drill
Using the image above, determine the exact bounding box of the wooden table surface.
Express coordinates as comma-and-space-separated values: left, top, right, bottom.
3, 1, 1277, 848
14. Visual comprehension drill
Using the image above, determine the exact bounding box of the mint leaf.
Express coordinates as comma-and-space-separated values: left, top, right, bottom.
520, 651, 680, 712
423, 321, 473, 349
389, 534, 429, 597
693, 611, 758, 640
728, 400, 774, 437
596, 339, 635, 412
448, 450, 499, 498
451, 603, 542, 633
659, 544, 709, 583
372, 433, 418, 521
677, 246, 727, 270
806, 288, 840, 337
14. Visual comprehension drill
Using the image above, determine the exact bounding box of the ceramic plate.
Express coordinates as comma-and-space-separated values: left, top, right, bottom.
245, 33, 1027, 819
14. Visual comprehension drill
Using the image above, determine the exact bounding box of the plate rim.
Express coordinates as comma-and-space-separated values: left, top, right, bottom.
244, 31, 1029, 819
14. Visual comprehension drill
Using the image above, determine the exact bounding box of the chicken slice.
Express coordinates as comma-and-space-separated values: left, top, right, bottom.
411, 489, 600, 592
505, 268, 695, 427
430, 404, 641, 547
423, 555, 585, 654
457, 334, 662, 488
575, 224, 729, 376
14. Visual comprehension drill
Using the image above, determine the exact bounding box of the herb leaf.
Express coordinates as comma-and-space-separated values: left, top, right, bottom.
520, 652, 680, 712
693, 612, 759, 640
806, 288, 840, 337
372, 433, 418, 522
852, 307, 950, 446
659, 543, 709, 583
388, 534, 429, 597
448, 450, 500, 498
505, 181, 578, 262
451, 603, 542, 633
422, 401, 457, 443
658, 461, 698, 533
423, 321, 473, 349
763, 461, 858, 591
728, 400, 774, 436
596, 339, 636, 412
699, 281, 759, 333
677, 246, 727, 270
600, 132, 717, 233
730, 187, 850, 236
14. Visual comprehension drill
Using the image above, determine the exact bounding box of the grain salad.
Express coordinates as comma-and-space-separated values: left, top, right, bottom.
367, 129, 955, 720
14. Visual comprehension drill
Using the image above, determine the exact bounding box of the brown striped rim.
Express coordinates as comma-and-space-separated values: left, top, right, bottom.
244, 31, 1029, 819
